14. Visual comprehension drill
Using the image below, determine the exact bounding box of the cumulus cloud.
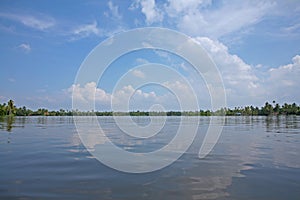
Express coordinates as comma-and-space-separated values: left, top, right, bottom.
131, 0, 163, 24
131, 69, 145, 78
52, 52, 300, 110
193, 37, 300, 106
266, 55, 300, 102
70, 82, 159, 111
188, 37, 263, 106
69, 82, 110, 104
107, 0, 122, 20
68, 81, 195, 111
163, 81, 193, 99
68, 39, 300, 110
112, 85, 159, 110
195, 37, 259, 88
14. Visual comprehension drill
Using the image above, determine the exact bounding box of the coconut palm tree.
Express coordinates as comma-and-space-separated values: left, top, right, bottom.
7, 99, 15, 116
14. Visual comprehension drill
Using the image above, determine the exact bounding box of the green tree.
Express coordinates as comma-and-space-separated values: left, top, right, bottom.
261, 102, 273, 116
7, 100, 16, 116
274, 103, 280, 114
0, 103, 6, 116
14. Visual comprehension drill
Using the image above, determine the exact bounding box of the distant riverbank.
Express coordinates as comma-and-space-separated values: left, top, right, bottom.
1, 100, 300, 117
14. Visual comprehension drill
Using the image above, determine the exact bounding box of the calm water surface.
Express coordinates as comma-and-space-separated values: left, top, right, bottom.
0, 116, 299, 199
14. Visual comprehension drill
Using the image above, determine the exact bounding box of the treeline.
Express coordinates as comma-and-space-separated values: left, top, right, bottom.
1, 100, 300, 117
224, 101, 300, 116
0, 100, 73, 116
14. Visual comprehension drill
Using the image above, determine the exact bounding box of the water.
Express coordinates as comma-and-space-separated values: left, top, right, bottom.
0, 116, 300, 199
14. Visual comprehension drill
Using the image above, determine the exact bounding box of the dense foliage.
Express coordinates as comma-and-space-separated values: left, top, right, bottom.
0, 100, 300, 117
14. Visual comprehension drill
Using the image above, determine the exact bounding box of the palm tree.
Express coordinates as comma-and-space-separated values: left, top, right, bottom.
7, 99, 15, 116
262, 102, 273, 116
0, 103, 6, 116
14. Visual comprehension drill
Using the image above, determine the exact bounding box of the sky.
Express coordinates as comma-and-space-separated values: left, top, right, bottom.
0, 0, 300, 111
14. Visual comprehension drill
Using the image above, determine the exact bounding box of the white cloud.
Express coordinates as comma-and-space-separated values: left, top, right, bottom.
68, 81, 196, 111
266, 55, 300, 102
17, 43, 31, 53
195, 37, 259, 87
131, 0, 275, 38
135, 58, 149, 64
49, 52, 300, 110
191, 37, 300, 106
172, 0, 275, 38
280, 22, 300, 38
0, 12, 55, 31
71, 36, 294, 110
131, 0, 163, 24
282, 23, 300, 33
107, 1, 122, 20
69, 20, 124, 41
71, 21, 102, 39
193, 37, 264, 106
131, 69, 145, 78
180, 62, 189, 71
112, 85, 158, 110
69, 82, 110, 104
165, 0, 211, 17
70, 82, 160, 111
162, 80, 197, 106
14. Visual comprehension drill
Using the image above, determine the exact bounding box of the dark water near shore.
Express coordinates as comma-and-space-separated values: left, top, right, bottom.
0, 116, 299, 200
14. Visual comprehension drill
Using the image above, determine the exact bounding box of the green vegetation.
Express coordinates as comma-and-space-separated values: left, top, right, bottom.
0, 100, 300, 117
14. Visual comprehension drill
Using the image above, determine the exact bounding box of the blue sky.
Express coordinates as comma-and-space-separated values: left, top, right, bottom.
0, 0, 300, 111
